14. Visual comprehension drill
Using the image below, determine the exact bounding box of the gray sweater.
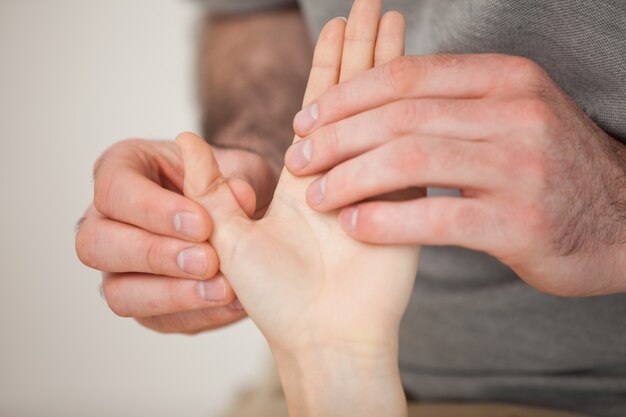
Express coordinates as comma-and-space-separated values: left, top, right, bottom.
200, 1, 626, 415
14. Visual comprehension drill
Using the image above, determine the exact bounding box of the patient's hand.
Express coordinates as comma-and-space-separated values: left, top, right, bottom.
179, 1, 418, 415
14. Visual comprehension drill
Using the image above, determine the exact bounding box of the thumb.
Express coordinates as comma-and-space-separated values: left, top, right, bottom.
175, 132, 249, 265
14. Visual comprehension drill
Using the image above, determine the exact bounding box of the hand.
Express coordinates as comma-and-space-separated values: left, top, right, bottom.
75, 139, 275, 333
287, 53, 626, 297
177, 1, 416, 415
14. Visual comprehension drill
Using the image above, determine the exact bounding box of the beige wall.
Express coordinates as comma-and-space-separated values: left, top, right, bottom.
0, 1, 269, 416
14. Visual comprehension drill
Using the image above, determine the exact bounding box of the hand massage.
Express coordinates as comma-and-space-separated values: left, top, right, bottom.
76, 1, 626, 416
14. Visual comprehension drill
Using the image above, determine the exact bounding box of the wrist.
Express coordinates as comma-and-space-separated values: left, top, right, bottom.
273, 344, 406, 417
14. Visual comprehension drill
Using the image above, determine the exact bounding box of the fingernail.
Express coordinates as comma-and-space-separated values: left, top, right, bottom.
308, 176, 326, 206
177, 246, 207, 276
336, 16, 347, 22
174, 211, 201, 238
286, 139, 312, 171
196, 277, 226, 302
229, 298, 245, 310
342, 207, 359, 232
294, 103, 318, 134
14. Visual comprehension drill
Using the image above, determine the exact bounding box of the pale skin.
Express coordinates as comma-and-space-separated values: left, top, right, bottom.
177, 2, 416, 415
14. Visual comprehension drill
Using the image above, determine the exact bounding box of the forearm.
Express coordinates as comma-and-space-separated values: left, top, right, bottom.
198, 7, 313, 181
602, 136, 626, 293
274, 346, 407, 417
560, 134, 626, 295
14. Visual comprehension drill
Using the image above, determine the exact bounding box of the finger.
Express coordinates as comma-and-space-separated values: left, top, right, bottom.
176, 132, 250, 268
339, 0, 382, 82
294, 53, 512, 136
135, 304, 246, 335
102, 272, 236, 318
76, 209, 219, 279
374, 11, 405, 66
301, 17, 346, 108
94, 151, 213, 242
338, 197, 497, 251
286, 98, 499, 175
227, 177, 257, 217
306, 136, 502, 211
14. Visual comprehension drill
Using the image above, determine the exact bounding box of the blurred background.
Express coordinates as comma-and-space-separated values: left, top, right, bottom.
0, 1, 270, 416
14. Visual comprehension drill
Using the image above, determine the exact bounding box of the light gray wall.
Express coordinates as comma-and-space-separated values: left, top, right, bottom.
0, 1, 270, 416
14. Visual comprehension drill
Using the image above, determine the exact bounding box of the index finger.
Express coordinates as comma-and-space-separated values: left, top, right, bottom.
94, 145, 213, 242
294, 53, 510, 137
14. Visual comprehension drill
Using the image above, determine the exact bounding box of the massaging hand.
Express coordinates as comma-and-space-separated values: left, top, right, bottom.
286, 53, 626, 297
177, 2, 418, 414
76, 140, 276, 332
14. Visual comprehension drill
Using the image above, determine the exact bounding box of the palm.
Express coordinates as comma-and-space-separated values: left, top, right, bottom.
178, 2, 419, 352
237, 169, 414, 349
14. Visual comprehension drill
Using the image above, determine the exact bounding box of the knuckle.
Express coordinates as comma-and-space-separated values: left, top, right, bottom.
504, 56, 550, 90
514, 97, 556, 138
144, 238, 165, 274
383, 100, 418, 136
92, 138, 146, 215
383, 56, 419, 96
332, 84, 356, 117
396, 140, 428, 177
517, 97, 552, 122
321, 123, 343, 160
453, 204, 487, 236
166, 279, 196, 312
434, 141, 468, 172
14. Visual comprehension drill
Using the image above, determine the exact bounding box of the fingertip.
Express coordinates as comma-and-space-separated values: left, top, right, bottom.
203, 244, 220, 278
284, 139, 312, 175
381, 10, 406, 29
321, 16, 347, 39
221, 277, 237, 305
305, 176, 328, 211
340, 202, 388, 244
175, 131, 202, 147
339, 206, 359, 234
173, 202, 213, 241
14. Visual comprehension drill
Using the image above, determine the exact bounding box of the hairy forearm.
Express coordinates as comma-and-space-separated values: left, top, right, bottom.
198, 7, 313, 179
604, 137, 626, 293
571, 134, 626, 295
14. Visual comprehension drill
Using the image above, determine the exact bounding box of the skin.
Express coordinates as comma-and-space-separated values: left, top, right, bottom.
75, 7, 312, 333
177, 2, 416, 415
287, 53, 626, 297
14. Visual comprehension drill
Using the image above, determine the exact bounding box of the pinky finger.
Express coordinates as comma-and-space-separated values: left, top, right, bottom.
339, 197, 497, 251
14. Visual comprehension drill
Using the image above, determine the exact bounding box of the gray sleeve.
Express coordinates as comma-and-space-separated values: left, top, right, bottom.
193, 0, 297, 14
